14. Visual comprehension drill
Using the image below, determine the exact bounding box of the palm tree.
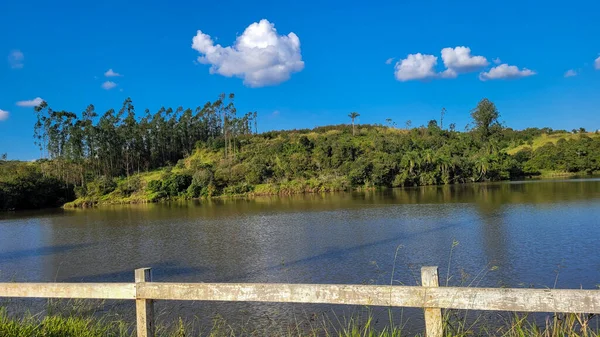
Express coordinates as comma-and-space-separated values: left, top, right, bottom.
348, 112, 360, 136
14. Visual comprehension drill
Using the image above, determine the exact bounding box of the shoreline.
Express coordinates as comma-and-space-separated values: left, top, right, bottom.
62, 172, 598, 209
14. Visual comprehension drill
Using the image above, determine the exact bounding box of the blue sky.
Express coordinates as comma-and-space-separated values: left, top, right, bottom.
1, 0, 599, 160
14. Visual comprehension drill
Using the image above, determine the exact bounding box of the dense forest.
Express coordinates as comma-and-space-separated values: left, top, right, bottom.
1, 94, 599, 210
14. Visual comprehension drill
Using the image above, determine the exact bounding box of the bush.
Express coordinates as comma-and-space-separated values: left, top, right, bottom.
223, 182, 254, 195
86, 176, 116, 196
74, 185, 87, 199
147, 180, 162, 193
116, 176, 142, 197
147, 173, 192, 199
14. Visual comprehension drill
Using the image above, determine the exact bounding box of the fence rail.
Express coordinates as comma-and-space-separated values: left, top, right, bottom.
1, 266, 598, 337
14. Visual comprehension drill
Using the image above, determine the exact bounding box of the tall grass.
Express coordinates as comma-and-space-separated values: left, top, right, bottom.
1, 306, 598, 337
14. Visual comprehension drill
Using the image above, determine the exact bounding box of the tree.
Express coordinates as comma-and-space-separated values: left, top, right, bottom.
348, 112, 360, 136
470, 98, 500, 141
440, 107, 446, 129
405, 120, 412, 130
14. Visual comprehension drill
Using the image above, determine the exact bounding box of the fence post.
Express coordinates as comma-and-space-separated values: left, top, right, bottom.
421, 266, 443, 337
135, 268, 154, 337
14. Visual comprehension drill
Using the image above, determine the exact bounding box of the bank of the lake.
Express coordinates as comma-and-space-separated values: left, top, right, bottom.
56, 125, 600, 210
62, 171, 598, 209
4, 121, 600, 212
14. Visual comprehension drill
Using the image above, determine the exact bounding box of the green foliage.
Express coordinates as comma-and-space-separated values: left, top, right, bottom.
470, 98, 501, 141
84, 176, 117, 196
524, 136, 600, 174
148, 172, 193, 199
0, 161, 74, 210
0, 308, 128, 337
4, 96, 600, 210
116, 176, 142, 197
32, 93, 255, 182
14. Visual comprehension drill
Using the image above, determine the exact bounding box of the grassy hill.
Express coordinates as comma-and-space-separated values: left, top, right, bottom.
506, 132, 600, 155
62, 125, 600, 208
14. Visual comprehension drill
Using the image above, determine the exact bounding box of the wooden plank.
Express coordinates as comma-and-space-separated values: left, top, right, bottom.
0, 283, 135, 299
428, 287, 600, 313
136, 283, 600, 313
421, 267, 443, 337
135, 268, 155, 337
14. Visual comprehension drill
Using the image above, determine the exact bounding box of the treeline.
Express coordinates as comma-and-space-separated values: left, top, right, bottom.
33, 93, 256, 184
70, 99, 599, 205
2, 96, 599, 210
0, 161, 74, 210
518, 137, 600, 173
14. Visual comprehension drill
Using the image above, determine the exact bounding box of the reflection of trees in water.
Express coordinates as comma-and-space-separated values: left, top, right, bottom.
386, 179, 599, 206
474, 195, 510, 287
59, 179, 597, 219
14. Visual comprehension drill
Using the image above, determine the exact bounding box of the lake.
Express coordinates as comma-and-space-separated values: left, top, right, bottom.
1, 178, 599, 331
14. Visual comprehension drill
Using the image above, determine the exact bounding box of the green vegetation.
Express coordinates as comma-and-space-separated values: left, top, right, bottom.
0, 161, 74, 210
1, 307, 598, 337
0, 308, 127, 337
506, 132, 600, 155
2, 94, 599, 210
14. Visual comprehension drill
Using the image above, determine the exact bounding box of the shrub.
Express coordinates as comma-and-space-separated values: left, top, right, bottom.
86, 176, 116, 196
116, 176, 142, 197
148, 173, 192, 199
223, 182, 254, 195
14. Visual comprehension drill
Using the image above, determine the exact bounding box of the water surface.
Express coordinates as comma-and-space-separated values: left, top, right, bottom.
1, 178, 599, 330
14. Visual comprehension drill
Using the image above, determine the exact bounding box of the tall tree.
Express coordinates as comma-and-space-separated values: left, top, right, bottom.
348, 112, 360, 136
440, 107, 446, 129
470, 98, 500, 141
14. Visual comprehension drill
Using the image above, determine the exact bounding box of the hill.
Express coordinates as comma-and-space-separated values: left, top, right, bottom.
506, 132, 600, 155
64, 124, 600, 208
2, 95, 600, 210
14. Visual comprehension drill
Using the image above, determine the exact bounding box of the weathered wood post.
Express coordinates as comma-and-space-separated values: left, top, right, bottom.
421, 266, 443, 337
135, 268, 155, 337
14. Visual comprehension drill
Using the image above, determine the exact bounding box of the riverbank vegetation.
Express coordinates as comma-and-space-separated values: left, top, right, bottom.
1, 307, 598, 337
1, 94, 599, 210
0, 161, 74, 210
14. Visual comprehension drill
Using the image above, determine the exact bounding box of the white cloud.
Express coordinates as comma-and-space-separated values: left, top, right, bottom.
394, 53, 438, 81
16, 97, 44, 107
0, 109, 9, 121
104, 69, 122, 77
191, 19, 304, 87
101, 81, 117, 90
595, 56, 600, 70
385, 57, 394, 65
8, 50, 24, 69
479, 64, 536, 81
564, 69, 577, 77
493, 57, 502, 65
440, 46, 488, 78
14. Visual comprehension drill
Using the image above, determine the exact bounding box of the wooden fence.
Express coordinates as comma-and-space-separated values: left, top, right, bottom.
1, 266, 599, 337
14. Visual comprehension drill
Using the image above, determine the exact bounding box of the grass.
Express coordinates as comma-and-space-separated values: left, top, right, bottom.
1, 306, 599, 337
0, 307, 129, 337
506, 132, 600, 155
